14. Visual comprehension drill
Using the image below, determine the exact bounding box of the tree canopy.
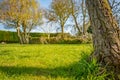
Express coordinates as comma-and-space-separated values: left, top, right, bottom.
0, 0, 42, 44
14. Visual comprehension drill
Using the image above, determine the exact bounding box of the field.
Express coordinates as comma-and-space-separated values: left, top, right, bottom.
0, 44, 109, 80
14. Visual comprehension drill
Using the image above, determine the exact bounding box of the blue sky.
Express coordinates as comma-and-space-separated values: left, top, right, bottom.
39, 0, 52, 8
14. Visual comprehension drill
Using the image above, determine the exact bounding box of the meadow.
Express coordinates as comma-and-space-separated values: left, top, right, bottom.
0, 44, 110, 80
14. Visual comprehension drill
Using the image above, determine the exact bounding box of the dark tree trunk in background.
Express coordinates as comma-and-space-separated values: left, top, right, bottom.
86, 0, 120, 77
61, 24, 64, 39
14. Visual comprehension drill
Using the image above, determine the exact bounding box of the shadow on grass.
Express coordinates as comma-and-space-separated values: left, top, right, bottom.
0, 52, 100, 79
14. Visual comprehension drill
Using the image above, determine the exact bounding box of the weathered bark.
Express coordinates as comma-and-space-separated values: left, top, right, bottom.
86, 0, 120, 74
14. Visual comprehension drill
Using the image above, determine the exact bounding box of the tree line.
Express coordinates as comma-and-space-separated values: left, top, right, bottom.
0, 0, 119, 44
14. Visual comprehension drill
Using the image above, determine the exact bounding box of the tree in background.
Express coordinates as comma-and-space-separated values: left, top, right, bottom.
70, 0, 82, 35
44, 0, 91, 37
0, 0, 42, 44
69, 0, 90, 36
81, 0, 88, 35
86, 0, 120, 78
48, 0, 71, 38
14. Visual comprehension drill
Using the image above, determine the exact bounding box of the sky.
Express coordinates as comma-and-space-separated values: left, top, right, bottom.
39, 0, 52, 9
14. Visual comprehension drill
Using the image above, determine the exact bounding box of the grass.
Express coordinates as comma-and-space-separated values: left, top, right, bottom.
0, 44, 110, 80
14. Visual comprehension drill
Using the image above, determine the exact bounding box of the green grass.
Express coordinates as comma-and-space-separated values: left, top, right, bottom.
0, 44, 109, 80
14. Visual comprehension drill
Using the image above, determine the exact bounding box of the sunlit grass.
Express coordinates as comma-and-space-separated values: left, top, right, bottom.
0, 44, 110, 80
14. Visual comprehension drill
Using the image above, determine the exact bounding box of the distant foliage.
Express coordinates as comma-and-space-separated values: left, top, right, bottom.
30, 33, 70, 37
30, 35, 92, 44
0, 31, 19, 43
0, 30, 72, 43
0, 30, 92, 44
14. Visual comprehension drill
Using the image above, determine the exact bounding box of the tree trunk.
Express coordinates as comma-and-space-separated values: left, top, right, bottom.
16, 22, 23, 44
72, 14, 81, 35
82, 0, 87, 35
25, 33, 30, 44
86, 0, 120, 75
61, 24, 64, 39
22, 23, 30, 44
16, 22, 30, 44
22, 31, 29, 44
82, 16, 86, 35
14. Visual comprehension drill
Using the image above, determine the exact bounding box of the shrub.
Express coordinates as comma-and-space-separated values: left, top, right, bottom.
29, 37, 48, 44
0, 30, 92, 44
29, 36, 92, 44
69, 53, 110, 80
0, 30, 19, 43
